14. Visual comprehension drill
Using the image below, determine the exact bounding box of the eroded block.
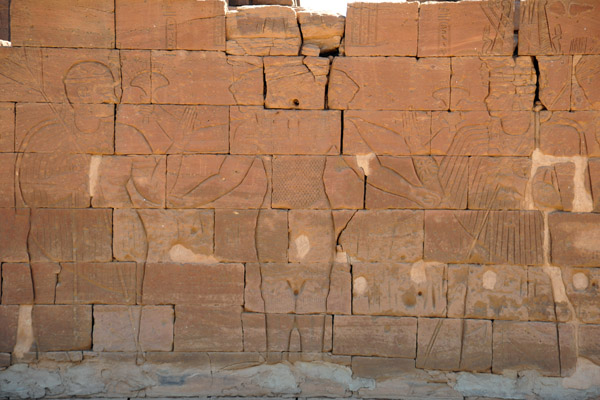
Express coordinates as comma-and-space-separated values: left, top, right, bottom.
0, 208, 30, 262
538, 56, 572, 110
540, 111, 600, 156
561, 267, 600, 323
0, 306, 19, 352
579, 324, 600, 365
288, 210, 335, 263
174, 305, 242, 351
533, 162, 577, 211
1, 263, 33, 304
549, 212, 600, 266
264, 314, 332, 352
572, 55, 600, 110
297, 10, 344, 55
32, 305, 92, 351
590, 159, 600, 212
31, 263, 61, 304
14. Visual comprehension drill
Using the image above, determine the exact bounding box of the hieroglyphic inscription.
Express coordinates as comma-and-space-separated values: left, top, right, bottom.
347, 3, 377, 46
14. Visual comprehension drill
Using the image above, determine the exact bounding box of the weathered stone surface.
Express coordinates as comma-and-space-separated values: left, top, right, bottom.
416, 318, 492, 372
561, 267, 600, 323
431, 111, 535, 156
590, 159, 600, 212
0, 209, 30, 262
230, 107, 340, 154
0, 47, 121, 103
572, 55, 600, 110
0, 153, 14, 208
557, 323, 577, 376
245, 262, 350, 314
32, 305, 92, 351
328, 57, 450, 111
11, 0, 115, 48
55, 263, 137, 305
339, 211, 423, 262
0, 103, 14, 151
288, 210, 334, 263
297, 11, 344, 55
264, 57, 329, 109
352, 262, 446, 317
226, 6, 301, 56
260, 314, 332, 352
345, 2, 418, 56
0, 0, 7, 42
113, 209, 214, 263
365, 155, 469, 209
579, 324, 600, 365
425, 210, 545, 265
519, 0, 600, 55
0, 306, 18, 352
333, 316, 417, 358
120, 50, 151, 104
167, 155, 270, 209
116, 105, 229, 154
93, 305, 173, 352
540, 111, 600, 156
30, 263, 61, 304
151, 51, 263, 105
174, 305, 242, 351
29, 209, 112, 263
1, 263, 33, 304
272, 156, 364, 209
451, 57, 536, 111
468, 157, 531, 210
215, 209, 288, 262
549, 212, 600, 266
533, 162, 577, 211
538, 56, 572, 110
116, 0, 226, 50
492, 321, 560, 376
142, 263, 244, 306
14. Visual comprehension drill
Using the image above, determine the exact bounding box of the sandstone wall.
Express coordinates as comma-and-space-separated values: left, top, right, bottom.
0, 1, 600, 399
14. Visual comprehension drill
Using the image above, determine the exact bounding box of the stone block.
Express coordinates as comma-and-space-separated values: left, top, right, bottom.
120, 50, 151, 104
451, 57, 536, 111
288, 210, 334, 263
339, 210, 423, 262
416, 318, 492, 372
549, 212, 600, 266
572, 55, 600, 110
537, 56, 572, 110
116, 104, 229, 154
29, 209, 112, 263
297, 11, 344, 55
468, 157, 531, 210
431, 111, 535, 156
0, 0, 7, 41
333, 316, 416, 358
365, 155, 468, 209
32, 305, 92, 351
226, 6, 301, 56
241, 313, 266, 351
272, 156, 364, 209
230, 107, 340, 155
328, 57, 450, 111
561, 267, 600, 323
0, 208, 30, 262
519, 0, 600, 55
579, 324, 600, 365
1, 263, 33, 304
352, 262, 447, 317
11, 0, 115, 48
215, 209, 288, 263
151, 51, 263, 105
174, 305, 242, 351
532, 162, 577, 211
167, 155, 270, 209
419, 1, 515, 56
540, 111, 600, 156
345, 2, 417, 56
493, 321, 560, 376
263, 314, 332, 352
30, 263, 61, 304
0, 103, 14, 151
425, 210, 545, 265
0, 153, 15, 207
142, 263, 244, 306
55, 263, 137, 305
590, 159, 600, 212
91, 156, 166, 208
116, 0, 226, 50
0, 305, 18, 352
558, 323, 578, 376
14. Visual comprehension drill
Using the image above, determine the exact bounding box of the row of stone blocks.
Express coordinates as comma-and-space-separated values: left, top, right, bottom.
5, 0, 600, 57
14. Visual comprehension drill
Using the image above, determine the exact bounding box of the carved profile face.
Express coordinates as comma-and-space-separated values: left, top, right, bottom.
63, 61, 118, 103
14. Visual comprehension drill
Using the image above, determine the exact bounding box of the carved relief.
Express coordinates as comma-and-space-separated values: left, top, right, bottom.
540, 111, 600, 156
537, 56, 572, 111
572, 55, 600, 110
561, 267, 600, 324
532, 162, 577, 211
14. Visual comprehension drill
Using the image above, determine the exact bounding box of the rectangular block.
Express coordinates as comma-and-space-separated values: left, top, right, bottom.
519, 0, 600, 55
425, 210, 545, 265
263, 314, 332, 352
91, 155, 166, 208
29, 209, 112, 262
328, 57, 450, 111
116, 0, 226, 50
0, 103, 14, 151
418, 1, 515, 56
0, 306, 19, 352
579, 324, 600, 365
120, 50, 151, 104
549, 213, 600, 266
540, 111, 600, 156
345, 2, 417, 56
288, 210, 334, 263
561, 267, 600, 323
174, 305, 242, 351
297, 10, 344, 55
1, 263, 33, 304
142, 263, 244, 306
352, 262, 447, 317
230, 107, 340, 155
272, 156, 364, 209
151, 51, 263, 105
538, 56, 572, 110
333, 316, 417, 358
493, 321, 560, 376
167, 155, 270, 209
451, 57, 536, 111
532, 162, 577, 211
339, 210, 423, 262
31, 263, 61, 304
416, 318, 492, 372
572, 55, 600, 110
0, 153, 15, 207
0, 208, 30, 262
431, 111, 535, 156
11, 0, 115, 48
116, 104, 229, 154
32, 305, 92, 351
